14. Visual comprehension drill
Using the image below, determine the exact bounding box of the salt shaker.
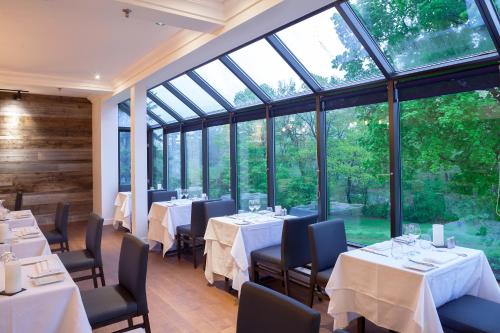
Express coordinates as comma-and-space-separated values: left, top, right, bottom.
1, 252, 22, 294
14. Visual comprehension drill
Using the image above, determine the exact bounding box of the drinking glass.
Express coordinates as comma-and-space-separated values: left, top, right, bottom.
409, 223, 421, 239
391, 240, 404, 260
254, 200, 261, 212
419, 234, 432, 250
248, 199, 255, 213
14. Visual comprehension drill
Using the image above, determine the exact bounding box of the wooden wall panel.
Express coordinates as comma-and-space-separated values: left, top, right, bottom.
0, 92, 92, 225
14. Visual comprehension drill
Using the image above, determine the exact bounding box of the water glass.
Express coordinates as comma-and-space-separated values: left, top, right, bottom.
419, 234, 432, 250
391, 240, 404, 260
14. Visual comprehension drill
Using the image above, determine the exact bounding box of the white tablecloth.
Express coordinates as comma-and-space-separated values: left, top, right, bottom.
147, 200, 192, 256
204, 213, 284, 293
0, 254, 92, 333
113, 192, 131, 230
2, 210, 36, 229
0, 227, 51, 259
326, 243, 500, 333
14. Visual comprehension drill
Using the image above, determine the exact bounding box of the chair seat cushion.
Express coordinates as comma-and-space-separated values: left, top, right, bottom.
42, 229, 65, 245
316, 267, 333, 287
176, 224, 191, 235
81, 285, 138, 326
438, 295, 500, 333
58, 250, 95, 272
251, 245, 282, 266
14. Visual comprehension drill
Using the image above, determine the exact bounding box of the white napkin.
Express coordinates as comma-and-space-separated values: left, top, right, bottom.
369, 241, 392, 251
423, 251, 458, 265
32, 260, 63, 278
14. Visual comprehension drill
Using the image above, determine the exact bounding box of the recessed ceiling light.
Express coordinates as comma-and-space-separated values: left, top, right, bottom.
94, 74, 101, 80
155, 22, 166, 27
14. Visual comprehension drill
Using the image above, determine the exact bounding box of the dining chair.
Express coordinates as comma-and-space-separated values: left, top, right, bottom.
81, 234, 151, 333
236, 281, 321, 333
58, 213, 105, 288
437, 295, 500, 332
307, 219, 347, 307
42, 202, 70, 252
14, 191, 23, 211
147, 189, 177, 211
251, 214, 318, 296
176, 199, 216, 268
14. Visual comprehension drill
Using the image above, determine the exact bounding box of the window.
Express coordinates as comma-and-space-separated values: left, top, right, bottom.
208, 125, 230, 199
401, 89, 500, 276
151, 128, 164, 189
237, 119, 267, 210
118, 106, 130, 127
150, 85, 198, 120
185, 130, 203, 192
350, 0, 496, 71
276, 8, 382, 89
147, 98, 176, 124
495, 0, 500, 13
167, 132, 181, 189
275, 112, 318, 214
229, 39, 312, 101
327, 103, 391, 244
119, 130, 131, 191
195, 60, 262, 108
147, 115, 160, 127
170, 75, 226, 114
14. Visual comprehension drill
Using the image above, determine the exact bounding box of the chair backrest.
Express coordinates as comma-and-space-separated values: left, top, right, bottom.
281, 214, 317, 270
55, 202, 70, 239
14, 191, 23, 211
118, 234, 149, 315
190, 199, 216, 237
236, 282, 321, 333
204, 199, 236, 222
148, 190, 177, 211
308, 219, 347, 275
85, 213, 104, 266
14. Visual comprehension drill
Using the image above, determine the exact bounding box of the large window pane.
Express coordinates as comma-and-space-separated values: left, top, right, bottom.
170, 75, 226, 114
147, 98, 176, 124
118, 106, 130, 127
208, 125, 230, 199
119, 130, 131, 190
275, 112, 318, 215
237, 119, 267, 210
167, 132, 181, 189
150, 85, 198, 120
195, 60, 262, 109
327, 103, 390, 244
277, 8, 382, 89
185, 130, 203, 192
152, 128, 164, 189
147, 115, 159, 127
401, 89, 500, 276
350, 0, 496, 71
229, 39, 312, 101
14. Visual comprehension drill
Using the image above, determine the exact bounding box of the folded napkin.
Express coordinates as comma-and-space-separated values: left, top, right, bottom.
33, 260, 63, 278
423, 251, 458, 265
369, 241, 392, 251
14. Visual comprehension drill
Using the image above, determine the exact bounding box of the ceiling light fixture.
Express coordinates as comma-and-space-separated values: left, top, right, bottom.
155, 22, 165, 27
94, 74, 101, 80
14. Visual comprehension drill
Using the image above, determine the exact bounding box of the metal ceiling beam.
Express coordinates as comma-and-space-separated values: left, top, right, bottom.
147, 91, 183, 123
266, 35, 323, 93
162, 82, 206, 118
475, 0, 500, 54
186, 71, 234, 112
219, 55, 272, 104
335, 1, 395, 79
146, 109, 166, 126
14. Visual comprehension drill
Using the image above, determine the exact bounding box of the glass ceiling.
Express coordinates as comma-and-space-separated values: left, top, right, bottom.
194, 59, 262, 109
169, 75, 226, 115
147, 114, 159, 127
277, 7, 382, 89
228, 39, 312, 101
150, 85, 199, 120
350, 0, 496, 71
147, 98, 176, 124
495, 0, 500, 15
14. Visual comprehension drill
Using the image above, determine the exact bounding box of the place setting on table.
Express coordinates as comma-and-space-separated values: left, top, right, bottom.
0, 201, 36, 229
325, 223, 500, 333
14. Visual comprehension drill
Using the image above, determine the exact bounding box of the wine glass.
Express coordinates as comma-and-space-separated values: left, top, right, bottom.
409, 223, 421, 240
254, 200, 261, 213
391, 240, 404, 260
419, 234, 432, 250
248, 199, 254, 213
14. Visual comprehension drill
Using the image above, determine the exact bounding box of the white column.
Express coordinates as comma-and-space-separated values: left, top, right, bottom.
130, 83, 148, 238
91, 97, 118, 223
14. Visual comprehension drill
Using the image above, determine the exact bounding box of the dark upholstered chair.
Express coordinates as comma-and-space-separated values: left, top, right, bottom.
437, 295, 500, 332
42, 202, 70, 252
147, 190, 177, 211
308, 219, 347, 307
251, 214, 318, 296
204, 199, 236, 221
236, 282, 321, 333
14, 191, 23, 211
81, 234, 150, 333
58, 213, 105, 288
176, 199, 217, 268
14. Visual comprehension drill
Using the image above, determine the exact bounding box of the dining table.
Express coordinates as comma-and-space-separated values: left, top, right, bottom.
2, 210, 36, 229
325, 240, 500, 333
0, 225, 51, 259
113, 191, 131, 230
204, 212, 295, 294
0, 254, 92, 333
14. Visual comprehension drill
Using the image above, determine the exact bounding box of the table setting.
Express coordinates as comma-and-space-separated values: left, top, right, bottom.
0, 215, 51, 259
0, 210, 36, 229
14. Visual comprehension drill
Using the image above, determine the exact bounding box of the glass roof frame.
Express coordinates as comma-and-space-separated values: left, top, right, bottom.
140, 0, 500, 128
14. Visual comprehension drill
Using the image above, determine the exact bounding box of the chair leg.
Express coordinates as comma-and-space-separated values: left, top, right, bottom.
283, 270, 290, 296
143, 314, 151, 333
127, 318, 133, 327
308, 280, 316, 308
91, 267, 98, 288
176, 235, 181, 261
357, 316, 365, 333
59, 242, 64, 252
99, 266, 106, 286
192, 237, 197, 269
65, 241, 69, 251
252, 260, 259, 283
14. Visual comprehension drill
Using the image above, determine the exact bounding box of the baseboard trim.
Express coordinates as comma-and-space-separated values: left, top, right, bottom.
103, 218, 114, 226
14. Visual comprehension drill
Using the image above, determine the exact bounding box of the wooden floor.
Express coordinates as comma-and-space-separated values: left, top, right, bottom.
56, 222, 389, 333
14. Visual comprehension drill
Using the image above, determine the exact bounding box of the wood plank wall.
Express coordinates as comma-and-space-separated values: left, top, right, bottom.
0, 92, 92, 225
